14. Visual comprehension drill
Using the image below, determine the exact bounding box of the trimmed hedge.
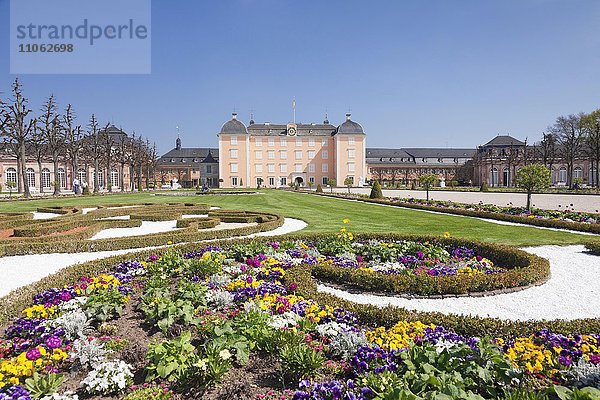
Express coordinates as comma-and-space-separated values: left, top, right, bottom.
585, 241, 600, 255
0, 203, 284, 256
0, 233, 596, 340
312, 235, 549, 296
313, 192, 600, 234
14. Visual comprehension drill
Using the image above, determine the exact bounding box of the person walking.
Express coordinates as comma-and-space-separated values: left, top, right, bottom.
73, 178, 80, 194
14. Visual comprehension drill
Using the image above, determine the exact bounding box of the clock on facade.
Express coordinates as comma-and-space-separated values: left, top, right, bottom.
287, 123, 297, 136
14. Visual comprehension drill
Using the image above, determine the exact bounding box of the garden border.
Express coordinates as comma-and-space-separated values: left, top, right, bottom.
1, 233, 597, 339
311, 192, 600, 234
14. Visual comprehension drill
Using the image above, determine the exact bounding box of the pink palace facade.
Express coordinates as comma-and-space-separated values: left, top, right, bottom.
218, 113, 367, 188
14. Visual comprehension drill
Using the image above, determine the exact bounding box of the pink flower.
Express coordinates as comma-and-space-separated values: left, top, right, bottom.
26, 347, 41, 360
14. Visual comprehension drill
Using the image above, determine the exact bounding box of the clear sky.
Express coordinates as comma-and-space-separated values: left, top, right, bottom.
1, 0, 599, 154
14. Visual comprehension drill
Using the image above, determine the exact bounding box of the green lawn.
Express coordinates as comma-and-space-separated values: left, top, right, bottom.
0, 190, 595, 246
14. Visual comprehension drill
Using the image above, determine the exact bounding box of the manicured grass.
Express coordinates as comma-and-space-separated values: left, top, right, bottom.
0, 190, 594, 246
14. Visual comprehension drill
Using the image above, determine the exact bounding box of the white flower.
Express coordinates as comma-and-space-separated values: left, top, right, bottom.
219, 349, 232, 360
268, 311, 301, 329
81, 360, 133, 395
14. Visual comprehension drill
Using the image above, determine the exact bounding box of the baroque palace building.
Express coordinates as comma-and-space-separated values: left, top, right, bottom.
155, 136, 219, 188
217, 112, 367, 188
0, 125, 136, 193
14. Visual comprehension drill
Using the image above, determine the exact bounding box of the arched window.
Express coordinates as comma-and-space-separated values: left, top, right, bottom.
574, 167, 583, 179
5, 168, 17, 185
26, 168, 36, 188
77, 169, 87, 184
94, 169, 104, 188
57, 168, 66, 189
558, 167, 567, 183
503, 167, 510, 187
490, 168, 498, 187
41, 168, 51, 189
110, 170, 119, 188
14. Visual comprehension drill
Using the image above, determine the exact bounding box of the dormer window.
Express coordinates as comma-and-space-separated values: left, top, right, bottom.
170, 159, 174, 163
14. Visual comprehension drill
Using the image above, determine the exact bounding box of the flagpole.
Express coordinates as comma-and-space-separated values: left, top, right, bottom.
293, 98, 296, 124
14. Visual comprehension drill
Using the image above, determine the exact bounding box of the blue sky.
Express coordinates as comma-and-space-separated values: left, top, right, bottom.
1, 0, 599, 154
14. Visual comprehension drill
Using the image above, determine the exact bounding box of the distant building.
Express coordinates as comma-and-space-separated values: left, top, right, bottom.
217, 113, 367, 188
0, 124, 137, 193
474, 135, 597, 187
155, 137, 219, 188
366, 148, 476, 186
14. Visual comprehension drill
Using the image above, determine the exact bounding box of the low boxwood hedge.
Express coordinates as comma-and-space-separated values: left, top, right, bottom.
0, 203, 284, 256
585, 240, 600, 255
311, 234, 549, 296
0, 233, 596, 340
313, 192, 600, 234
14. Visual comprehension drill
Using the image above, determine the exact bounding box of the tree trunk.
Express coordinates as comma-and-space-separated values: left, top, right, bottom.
94, 158, 99, 193
19, 144, 31, 198
38, 160, 44, 193
426, 188, 430, 201
120, 163, 125, 192
526, 190, 532, 211
16, 155, 22, 193
53, 156, 60, 195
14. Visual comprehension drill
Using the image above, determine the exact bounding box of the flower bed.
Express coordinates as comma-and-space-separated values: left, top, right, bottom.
1, 232, 599, 399
307, 224, 548, 296
313, 192, 600, 234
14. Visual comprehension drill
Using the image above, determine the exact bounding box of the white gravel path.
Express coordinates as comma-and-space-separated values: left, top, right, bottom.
31, 212, 61, 220
89, 220, 181, 240
0, 218, 307, 297
318, 245, 600, 321
81, 207, 97, 215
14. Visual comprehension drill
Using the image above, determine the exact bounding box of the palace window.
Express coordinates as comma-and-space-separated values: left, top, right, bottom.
574, 167, 583, 179
94, 169, 104, 187
558, 167, 567, 183
5, 167, 17, 185
309, 176, 315, 184
255, 150, 262, 159
255, 164, 263, 173
230, 149, 238, 158
348, 162, 355, 173
231, 177, 238, 186
308, 138, 315, 147
255, 138, 262, 147
41, 168, 51, 189
308, 150, 315, 158
26, 168, 36, 188
58, 168, 66, 188
280, 138, 287, 146
268, 150, 275, 159
206, 165, 212, 174
280, 164, 287, 173
279, 150, 287, 159
280, 177, 287, 186
322, 150, 328, 159
77, 169, 87, 184
296, 138, 303, 147
268, 137, 275, 147
322, 164, 328, 173
230, 163, 238, 173
308, 163, 315, 173
267, 164, 275, 173
110, 170, 119, 188
348, 136, 355, 145
322, 139, 328, 147
230, 136, 238, 145
348, 149, 355, 158
295, 150, 302, 160
322, 177, 328, 185
268, 177, 275, 186
295, 164, 302, 173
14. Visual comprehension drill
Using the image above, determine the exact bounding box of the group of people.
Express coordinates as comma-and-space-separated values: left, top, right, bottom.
72, 178, 88, 194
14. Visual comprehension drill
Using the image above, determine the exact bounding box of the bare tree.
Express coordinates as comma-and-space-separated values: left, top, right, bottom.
2, 79, 35, 198
39, 95, 64, 195
581, 109, 600, 189
101, 126, 116, 192
31, 122, 47, 193
86, 115, 103, 193
63, 104, 83, 192
550, 114, 584, 188
537, 132, 557, 171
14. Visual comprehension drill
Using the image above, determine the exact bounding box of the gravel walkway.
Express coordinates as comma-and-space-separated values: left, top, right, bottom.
0, 218, 307, 297
319, 245, 600, 321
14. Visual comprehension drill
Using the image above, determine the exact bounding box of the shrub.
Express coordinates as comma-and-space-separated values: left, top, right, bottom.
316, 184, 323, 193
585, 241, 600, 256
145, 331, 198, 384
369, 181, 383, 199
480, 182, 489, 192
279, 342, 324, 384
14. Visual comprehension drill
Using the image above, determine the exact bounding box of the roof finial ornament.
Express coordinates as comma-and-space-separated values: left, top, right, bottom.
249, 108, 255, 125
324, 109, 329, 124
